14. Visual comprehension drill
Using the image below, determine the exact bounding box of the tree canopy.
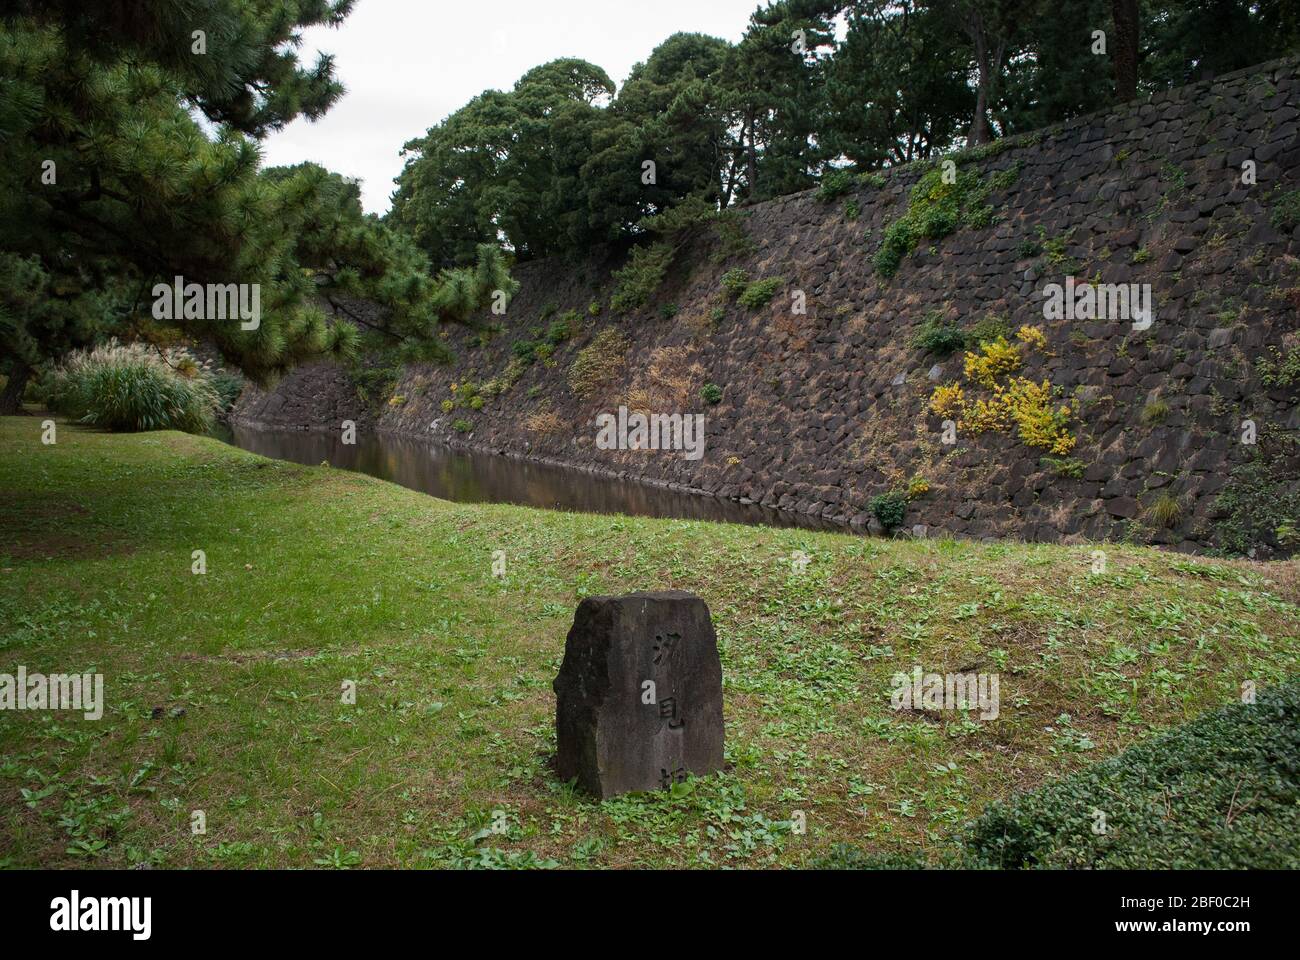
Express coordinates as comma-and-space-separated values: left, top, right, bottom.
391, 0, 1299, 268
3, 0, 1296, 414
0, 0, 511, 410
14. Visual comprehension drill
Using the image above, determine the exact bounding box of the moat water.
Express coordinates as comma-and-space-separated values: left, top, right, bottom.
219, 423, 838, 532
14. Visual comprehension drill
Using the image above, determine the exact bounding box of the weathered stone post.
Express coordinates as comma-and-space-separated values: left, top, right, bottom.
553, 591, 724, 799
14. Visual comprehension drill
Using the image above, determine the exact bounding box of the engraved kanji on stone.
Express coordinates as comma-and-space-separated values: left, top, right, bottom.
653, 632, 680, 666
554, 591, 725, 799
659, 766, 688, 790
658, 697, 684, 730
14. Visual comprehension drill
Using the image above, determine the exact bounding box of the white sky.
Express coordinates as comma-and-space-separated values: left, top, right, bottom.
261, 0, 766, 215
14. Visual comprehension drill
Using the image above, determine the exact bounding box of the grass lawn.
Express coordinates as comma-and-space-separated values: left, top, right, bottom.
2, 415, 1298, 869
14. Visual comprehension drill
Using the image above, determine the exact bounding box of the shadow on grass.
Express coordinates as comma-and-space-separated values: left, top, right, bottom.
0, 419, 317, 563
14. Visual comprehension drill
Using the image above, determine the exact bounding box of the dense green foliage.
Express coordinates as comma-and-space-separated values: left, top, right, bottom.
869, 491, 909, 531
1257, 345, 1300, 388
1214, 451, 1300, 557
0, 0, 512, 410
874, 163, 1002, 277
609, 242, 677, 314
0, 253, 124, 404
1271, 188, 1300, 232
721, 268, 753, 300
912, 309, 1016, 355
911, 311, 967, 355
736, 277, 785, 309
389, 58, 621, 266
390, 1, 1299, 268
0, 2, 350, 386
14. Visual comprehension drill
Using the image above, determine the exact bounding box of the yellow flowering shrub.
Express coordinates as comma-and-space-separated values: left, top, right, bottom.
964, 337, 1022, 388
929, 383, 964, 418
960, 388, 1013, 433
1016, 324, 1047, 350
930, 328, 1076, 456
1006, 378, 1075, 454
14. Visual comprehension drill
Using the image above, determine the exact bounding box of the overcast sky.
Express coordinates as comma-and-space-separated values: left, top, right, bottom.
260, 0, 765, 215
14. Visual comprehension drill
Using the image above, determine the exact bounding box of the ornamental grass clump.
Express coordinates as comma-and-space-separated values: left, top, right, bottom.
45, 340, 221, 434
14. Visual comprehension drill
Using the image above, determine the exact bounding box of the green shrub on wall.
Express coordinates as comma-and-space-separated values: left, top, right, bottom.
1269, 188, 1300, 231
869, 492, 908, 531
1214, 453, 1300, 556
1257, 345, 1300, 387
911, 311, 966, 356
736, 277, 784, 309
720, 268, 750, 299
815, 169, 856, 202
816, 168, 887, 203
966, 314, 1011, 347
874, 163, 1002, 278
546, 314, 576, 345
911, 311, 1012, 357
610, 242, 676, 314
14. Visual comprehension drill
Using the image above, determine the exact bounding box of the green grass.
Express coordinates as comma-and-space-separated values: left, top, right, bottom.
818, 677, 1300, 869
962, 677, 1300, 868
2, 416, 1299, 869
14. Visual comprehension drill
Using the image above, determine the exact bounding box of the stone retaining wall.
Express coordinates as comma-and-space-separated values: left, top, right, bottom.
235, 57, 1300, 553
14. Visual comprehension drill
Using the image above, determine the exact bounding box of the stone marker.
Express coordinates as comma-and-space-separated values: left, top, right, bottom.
553, 591, 724, 799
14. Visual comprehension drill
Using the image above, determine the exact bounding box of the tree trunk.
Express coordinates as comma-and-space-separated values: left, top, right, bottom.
966, 31, 993, 147
721, 150, 740, 209
1112, 0, 1140, 101
745, 106, 759, 203
0, 362, 32, 415
968, 75, 991, 146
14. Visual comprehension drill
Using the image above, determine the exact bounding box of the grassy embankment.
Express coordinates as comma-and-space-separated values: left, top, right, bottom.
2, 415, 1298, 868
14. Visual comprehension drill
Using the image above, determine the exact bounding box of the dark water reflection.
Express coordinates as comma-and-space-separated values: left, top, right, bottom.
220, 424, 838, 532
